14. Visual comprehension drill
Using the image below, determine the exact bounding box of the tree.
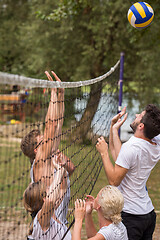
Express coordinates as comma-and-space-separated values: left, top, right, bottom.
0, 0, 159, 139
0, 0, 30, 72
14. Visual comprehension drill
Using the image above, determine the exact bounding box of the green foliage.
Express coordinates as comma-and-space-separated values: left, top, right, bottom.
0, 0, 159, 107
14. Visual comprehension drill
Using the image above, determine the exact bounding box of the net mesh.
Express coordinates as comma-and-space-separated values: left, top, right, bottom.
0, 62, 119, 239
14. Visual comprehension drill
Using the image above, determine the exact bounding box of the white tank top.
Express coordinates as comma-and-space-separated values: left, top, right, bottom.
28, 214, 71, 240
30, 159, 35, 183
30, 158, 70, 224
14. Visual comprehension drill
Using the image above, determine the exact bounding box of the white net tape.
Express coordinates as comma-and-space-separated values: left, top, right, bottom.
0, 60, 120, 88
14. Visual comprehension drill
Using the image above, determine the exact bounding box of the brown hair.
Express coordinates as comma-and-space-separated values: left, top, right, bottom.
23, 181, 46, 213
21, 129, 40, 160
23, 181, 46, 235
141, 104, 160, 139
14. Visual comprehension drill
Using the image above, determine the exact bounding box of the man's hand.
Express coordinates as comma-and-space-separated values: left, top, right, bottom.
45, 71, 57, 99
45, 70, 64, 93
96, 136, 108, 156
112, 112, 128, 131
111, 107, 127, 126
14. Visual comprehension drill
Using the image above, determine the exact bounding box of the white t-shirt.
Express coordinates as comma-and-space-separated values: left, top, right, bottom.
98, 222, 128, 240
152, 134, 160, 145
28, 214, 71, 240
116, 136, 160, 214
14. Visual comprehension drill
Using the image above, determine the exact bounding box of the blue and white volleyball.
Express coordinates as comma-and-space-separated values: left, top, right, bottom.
127, 2, 154, 29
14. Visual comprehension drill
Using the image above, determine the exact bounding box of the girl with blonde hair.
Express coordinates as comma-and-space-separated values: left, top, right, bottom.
72, 185, 128, 240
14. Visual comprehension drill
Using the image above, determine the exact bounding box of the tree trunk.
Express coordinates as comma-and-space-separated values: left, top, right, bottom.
73, 81, 102, 144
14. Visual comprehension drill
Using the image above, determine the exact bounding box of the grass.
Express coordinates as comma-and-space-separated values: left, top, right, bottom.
79, 159, 160, 240
78, 161, 160, 240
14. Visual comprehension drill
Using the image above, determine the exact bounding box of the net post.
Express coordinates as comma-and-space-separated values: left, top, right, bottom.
118, 52, 124, 136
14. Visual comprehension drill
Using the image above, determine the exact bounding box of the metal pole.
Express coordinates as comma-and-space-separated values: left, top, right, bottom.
118, 52, 124, 136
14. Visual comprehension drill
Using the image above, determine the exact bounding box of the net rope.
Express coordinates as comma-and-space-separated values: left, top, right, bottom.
0, 60, 119, 239
0, 60, 119, 88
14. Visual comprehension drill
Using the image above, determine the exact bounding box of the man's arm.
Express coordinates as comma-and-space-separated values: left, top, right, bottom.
109, 107, 128, 161
51, 71, 65, 152
109, 117, 118, 162
34, 71, 60, 182
50, 73, 76, 175
42, 71, 59, 158
96, 136, 128, 186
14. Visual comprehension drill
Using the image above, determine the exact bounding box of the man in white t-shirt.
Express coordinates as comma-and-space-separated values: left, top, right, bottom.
96, 104, 160, 240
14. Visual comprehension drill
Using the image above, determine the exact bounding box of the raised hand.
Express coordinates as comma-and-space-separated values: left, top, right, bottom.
85, 195, 94, 214
45, 70, 64, 98
74, 199, 86, 221
96, 136, 108, 155
111, 107, 127, 126
51, 71, 64, 94
56, 150, 67, 167
45, 71, 58, 101
51, 154, 60, 170
113, 112, 128, 131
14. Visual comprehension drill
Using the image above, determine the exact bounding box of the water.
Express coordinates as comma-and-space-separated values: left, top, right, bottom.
120, 98, 140, 141
74, 93, 141, 142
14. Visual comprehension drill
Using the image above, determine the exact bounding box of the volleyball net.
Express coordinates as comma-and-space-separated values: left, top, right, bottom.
0, 59, 120, 239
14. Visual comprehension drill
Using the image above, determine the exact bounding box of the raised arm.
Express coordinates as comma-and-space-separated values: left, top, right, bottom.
42, 71, 59, 158
37, 156, 65, 230
85, 195, 97, 238
109, 107, 128, 161
109, 114, 120, 162
50, 71, 65, 152
72, 199, 86, 240
96, 136, 128, 186
73, 196, 99, 240
34, 71, 61, 182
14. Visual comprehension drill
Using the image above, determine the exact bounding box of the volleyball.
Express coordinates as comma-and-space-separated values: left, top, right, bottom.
127, 2, 154, 29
